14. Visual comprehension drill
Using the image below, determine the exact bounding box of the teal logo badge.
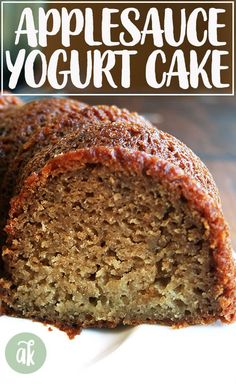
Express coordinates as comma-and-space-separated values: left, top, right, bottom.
5, 332, 46, 373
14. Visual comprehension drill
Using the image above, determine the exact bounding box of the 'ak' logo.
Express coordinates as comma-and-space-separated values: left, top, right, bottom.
5, 332, 46, 373
16, 339, 35, 367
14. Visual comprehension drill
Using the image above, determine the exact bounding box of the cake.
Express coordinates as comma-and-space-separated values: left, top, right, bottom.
0, 95, 235, 333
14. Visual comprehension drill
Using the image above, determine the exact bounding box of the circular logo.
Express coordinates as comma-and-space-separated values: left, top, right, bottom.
5, 332, 46, 374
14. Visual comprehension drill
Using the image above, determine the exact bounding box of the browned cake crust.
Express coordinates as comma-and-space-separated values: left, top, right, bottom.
0, 93, 23, 178
5, 105, 155, 190
0, 98, 87, 178
14, 118, 220, 202
0, 96, 235, 331
0, 94, 24, 253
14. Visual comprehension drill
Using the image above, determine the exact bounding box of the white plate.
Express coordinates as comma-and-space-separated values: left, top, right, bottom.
1, 254, 236, 384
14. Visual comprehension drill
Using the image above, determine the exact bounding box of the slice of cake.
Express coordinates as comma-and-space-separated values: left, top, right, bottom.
0, 97, 87, 250
0, 97, 235, 331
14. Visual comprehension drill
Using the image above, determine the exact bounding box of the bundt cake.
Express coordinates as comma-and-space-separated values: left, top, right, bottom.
0, 95, 235, 332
